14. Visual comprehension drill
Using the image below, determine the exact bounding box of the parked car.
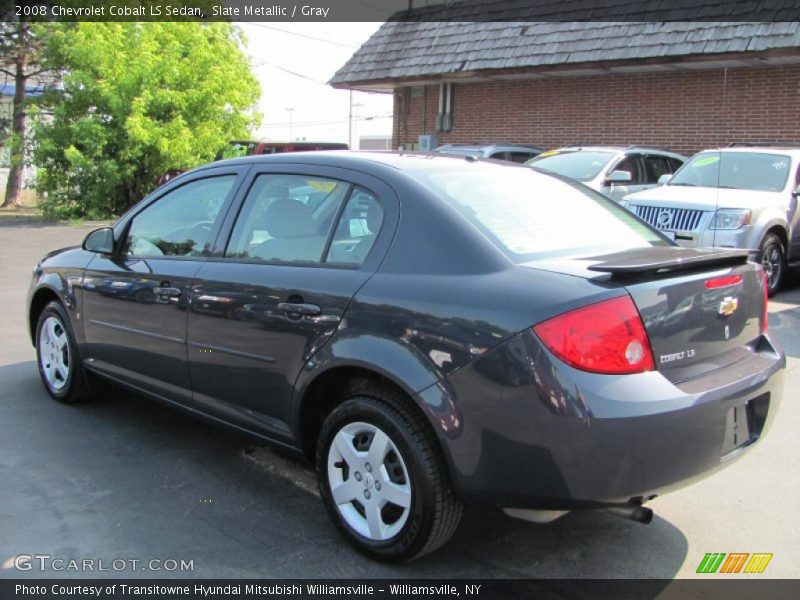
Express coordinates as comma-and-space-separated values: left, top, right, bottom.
29, 152, 783, 561
157, 141, 350, 186
622, 144, 800, 295
217, 140, 350, 160
526, 145, 686, 201
434, 143, 543, 163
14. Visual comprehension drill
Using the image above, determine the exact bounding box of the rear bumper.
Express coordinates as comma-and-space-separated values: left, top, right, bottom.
418, 330, 785, 509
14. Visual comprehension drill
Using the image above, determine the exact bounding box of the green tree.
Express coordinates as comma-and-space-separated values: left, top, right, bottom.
33, 22, 260, 219
1, 18, 52, 208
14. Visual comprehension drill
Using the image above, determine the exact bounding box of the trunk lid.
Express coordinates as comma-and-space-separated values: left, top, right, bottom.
524, 247, 766, 380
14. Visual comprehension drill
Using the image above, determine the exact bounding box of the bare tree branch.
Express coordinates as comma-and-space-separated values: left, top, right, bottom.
27, 67, 52, 78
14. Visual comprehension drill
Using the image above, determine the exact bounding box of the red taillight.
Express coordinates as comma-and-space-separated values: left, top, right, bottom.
705, 274, 742, 289
533, 296, 655, 375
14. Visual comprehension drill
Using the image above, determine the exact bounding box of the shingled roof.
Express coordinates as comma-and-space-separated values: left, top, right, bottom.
331, 20, 800, 90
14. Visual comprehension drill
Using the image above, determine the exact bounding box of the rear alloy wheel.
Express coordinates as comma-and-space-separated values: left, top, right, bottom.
759, 233, 786, 296
327, 421, 412, 541
35, 301, 92, 403
316, 383, 462, 561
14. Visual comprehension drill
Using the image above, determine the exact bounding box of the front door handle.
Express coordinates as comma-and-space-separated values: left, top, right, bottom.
152, 286, 182, 297
277, 302, 321, 316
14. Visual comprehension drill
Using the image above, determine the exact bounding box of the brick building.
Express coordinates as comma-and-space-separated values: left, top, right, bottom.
331, 19, 800, 156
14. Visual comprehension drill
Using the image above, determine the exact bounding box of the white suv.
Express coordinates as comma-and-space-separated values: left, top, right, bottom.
527, 145, 686, 202
622, 145, 800, 295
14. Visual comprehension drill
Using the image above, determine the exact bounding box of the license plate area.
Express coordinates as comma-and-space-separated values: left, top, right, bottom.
721, 393, 770, 457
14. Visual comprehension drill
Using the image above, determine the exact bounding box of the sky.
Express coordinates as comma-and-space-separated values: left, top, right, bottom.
238, 22, 394, 148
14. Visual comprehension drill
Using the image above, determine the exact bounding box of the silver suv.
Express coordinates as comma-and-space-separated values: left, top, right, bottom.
526, 145, 686, 202
622, 144, 800, 294
434, 143, 544, 163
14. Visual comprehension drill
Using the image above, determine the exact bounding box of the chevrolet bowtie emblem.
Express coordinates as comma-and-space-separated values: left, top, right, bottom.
718, 296, 739, 317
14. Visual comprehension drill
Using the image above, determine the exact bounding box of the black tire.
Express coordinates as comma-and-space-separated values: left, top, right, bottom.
759, 233, 786, 297
35, 301, 93, 404
316, 381, 462, 561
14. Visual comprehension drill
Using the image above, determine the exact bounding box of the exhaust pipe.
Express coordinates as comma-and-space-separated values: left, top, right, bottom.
605, 505, 653, 525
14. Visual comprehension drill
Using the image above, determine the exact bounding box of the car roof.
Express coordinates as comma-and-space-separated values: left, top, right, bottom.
189, 150, 532, 178
228, 139, 348, 145
435, 143, 543, 152
554, 145, 685, 158
696, 146, 800, 157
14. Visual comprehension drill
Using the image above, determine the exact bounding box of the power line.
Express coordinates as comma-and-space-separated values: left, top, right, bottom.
247, 23, 360, 49
251, 58, 330, 86
252, 59, 392, 95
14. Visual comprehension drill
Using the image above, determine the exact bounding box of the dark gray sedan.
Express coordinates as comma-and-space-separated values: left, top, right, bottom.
27, 152, 785, 561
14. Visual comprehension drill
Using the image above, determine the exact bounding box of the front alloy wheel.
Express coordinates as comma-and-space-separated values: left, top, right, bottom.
759, 233, 786, 296
38, 315, 71, 393
35, 301, 93, 403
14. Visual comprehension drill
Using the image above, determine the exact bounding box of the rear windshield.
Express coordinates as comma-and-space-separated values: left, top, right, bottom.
670, 151, 791, 191
407, 163, 668, 263
527, 150, 615, 181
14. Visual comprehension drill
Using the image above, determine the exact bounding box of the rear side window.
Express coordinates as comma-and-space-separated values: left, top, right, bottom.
326, 187, 383, 266
410, 163, 667, 262
507, 151, 536, 164
644, 156, 674, 183
225, 174, 350, 264
667, 157, 684, 173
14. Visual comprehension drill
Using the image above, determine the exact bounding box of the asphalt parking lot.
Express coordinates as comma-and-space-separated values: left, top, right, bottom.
0, 222, 798, 580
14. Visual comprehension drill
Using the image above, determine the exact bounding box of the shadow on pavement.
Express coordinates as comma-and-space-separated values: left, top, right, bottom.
0, 361, 686, 584
770, 271, 800, 359
769, 306, 800, 359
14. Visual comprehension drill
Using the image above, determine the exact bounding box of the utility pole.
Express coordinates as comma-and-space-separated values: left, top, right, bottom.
285, 107, 294, 141
351, 102, 364, 150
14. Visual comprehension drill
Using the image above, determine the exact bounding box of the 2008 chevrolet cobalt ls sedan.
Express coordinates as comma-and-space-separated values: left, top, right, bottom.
28, 152, 785, 560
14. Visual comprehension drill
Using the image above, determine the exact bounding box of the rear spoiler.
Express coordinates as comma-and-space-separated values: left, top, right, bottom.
587, 248, 751, 279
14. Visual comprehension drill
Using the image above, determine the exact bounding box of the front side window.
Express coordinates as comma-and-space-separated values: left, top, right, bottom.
527, 151, 615, 182
225, 174, 351, 264
124, 175, 235, 257
612, 155, 644, 184
409, 163, 667, 263
670, 152, 791, 191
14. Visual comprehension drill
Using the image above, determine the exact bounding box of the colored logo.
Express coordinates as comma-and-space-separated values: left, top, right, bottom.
696, 553, 773, 574
718, 296, 739, 317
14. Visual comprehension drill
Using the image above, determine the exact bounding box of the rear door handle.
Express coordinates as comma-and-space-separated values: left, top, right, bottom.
277, 302, 321, 316
153, 286, 182, 297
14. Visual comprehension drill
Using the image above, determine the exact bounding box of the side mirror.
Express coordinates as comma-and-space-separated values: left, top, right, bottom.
606, 170, 632, 184
792, 184, 800, 198
83, 227, 115, 254
658, 174, 673, 185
